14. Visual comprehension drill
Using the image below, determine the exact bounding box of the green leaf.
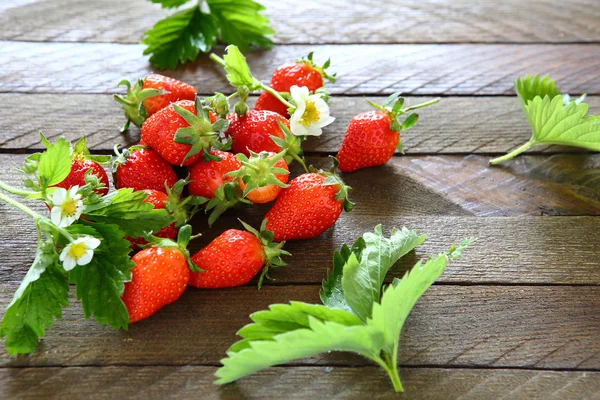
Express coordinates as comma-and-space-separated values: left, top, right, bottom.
221, 45, 260, 89
149, 0, 192, 8
82, 188, 172, 238
341, 225, 427, 322
515, 74, 561, 112
142, 7, 218, 70
67, 222, 134, 329
37, 136, 72, 188
368, 239, 472, 354
207, 0, 274, 51
0, 240, 69, 355
215, 317, 384, 384
524, 95, 600, 150
234, 302, 362, 345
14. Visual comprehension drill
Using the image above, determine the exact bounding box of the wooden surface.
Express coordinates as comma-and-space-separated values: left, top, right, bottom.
1, 0, 600, 398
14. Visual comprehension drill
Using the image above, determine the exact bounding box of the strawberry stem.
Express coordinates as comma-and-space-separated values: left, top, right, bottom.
489, 139, 535, 165
260, 84, 295, 110
0, 180, 38, 197
401, 98, 440, 113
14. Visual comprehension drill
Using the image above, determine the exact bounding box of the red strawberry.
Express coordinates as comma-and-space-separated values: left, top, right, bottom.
114, 74, 196, 131
113, 146, 178, 193
127, 190, 178, 247
225, 110, 290, 157
227, 151, 289, 204
337, 94, 439, 172
122, 226, 198, 323
188, 150, 241, 199
254, 52, 335, 117
264, 166, 353, 241
189, 221, 288, 288
141, 99, 229, 166
54, 159, 109, 196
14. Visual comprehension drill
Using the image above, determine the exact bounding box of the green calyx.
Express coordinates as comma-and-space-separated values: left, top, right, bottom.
239, 219, 290, 289
367, 93, 440, 152
172, 97, 231, 166
142, 224, 203, 273
320, 157, 354, 212
111, 144, 148, 173
113, 78, 166, 132
299, 52, 337, 84
205, 180, 251, 227
71, 137, 111, 164
201, 92, 230, 120
164, 178, 207, 228
273, 120, 308, 172
226, 150, 289, 198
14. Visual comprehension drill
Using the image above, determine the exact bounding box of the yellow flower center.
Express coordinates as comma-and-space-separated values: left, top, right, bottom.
300, 100, 320, 126
62, 199, 78, 217
68, 243, 87, 260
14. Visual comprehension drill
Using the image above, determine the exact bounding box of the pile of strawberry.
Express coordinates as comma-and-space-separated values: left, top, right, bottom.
56, 46, 435, 324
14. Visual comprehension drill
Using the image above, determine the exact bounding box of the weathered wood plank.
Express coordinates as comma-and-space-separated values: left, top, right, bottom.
2, 284, 600, 369
3, 94, 600, 154
2, 152, 600, 283
3, 366, 600, 400
1, 42, 599, 95
2, 0, 600, 44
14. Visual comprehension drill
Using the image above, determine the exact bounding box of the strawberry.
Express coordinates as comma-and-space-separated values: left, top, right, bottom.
113, 146, 178, 193
254, 52, 335, 117
189, 220, 289, 289
114, 74, 196, 131
141, 98, 229, 166
264, 163, 353, 241
122, 226, 199, 323
337, 94, 439, 172
188, 150, 241, 199
188, 150, 249, 226
126, 189, 178, 247
225, 110, 290, 157
51, 138, 110, 196
227, 150, 289, 204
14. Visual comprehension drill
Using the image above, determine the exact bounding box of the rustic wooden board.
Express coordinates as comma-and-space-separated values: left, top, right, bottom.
2, 284, 600, 370
2, 0, 600, 44
3, 366, 600, 399
3, 94, 600, 154
2, 42, 600, 95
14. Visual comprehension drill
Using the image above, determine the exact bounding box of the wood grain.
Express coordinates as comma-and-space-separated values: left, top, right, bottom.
2, 284, 600, 370
1, 0, 600, 44
3, 94, 600, 154
2, 42, 600, 95
3, 366, 600, 400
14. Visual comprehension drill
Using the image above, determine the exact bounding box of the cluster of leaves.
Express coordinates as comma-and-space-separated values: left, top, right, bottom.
215, 225, 472, 392
143, 0, 274, 69
0, 136, 172, 355
490, 74, 600, 164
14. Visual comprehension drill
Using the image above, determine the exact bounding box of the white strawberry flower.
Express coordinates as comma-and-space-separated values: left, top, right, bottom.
289, 85, 335, 136
59, 236, 101, 271
50, 186, 83, 227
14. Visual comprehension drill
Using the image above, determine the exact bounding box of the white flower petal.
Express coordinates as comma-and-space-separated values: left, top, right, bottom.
59, 246, 68, 262
68, 186, 80, 198
52, 187, 67, 206
290, 119, 308, 136
77, 250, 94, 266
305, 125, 323, 137
318, 116, 336, 128
51, 206, 63, 226
62, 256, 77, 271
83, 236, 101, 250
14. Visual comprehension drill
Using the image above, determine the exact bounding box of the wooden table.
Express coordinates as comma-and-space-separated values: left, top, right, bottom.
1, 0, 600, 398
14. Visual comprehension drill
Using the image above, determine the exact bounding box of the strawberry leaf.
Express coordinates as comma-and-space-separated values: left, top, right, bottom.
67, 223, 134, 329
491, 76, 600, 164
0, 240, 69, 355
142, 7, 218, 70
215, 318, 384, 385
368, 239, 473, 354
37, 135, 72, 188
149, 0, 192, 8
82, 188, 172, 238
340, 226, 427, 322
